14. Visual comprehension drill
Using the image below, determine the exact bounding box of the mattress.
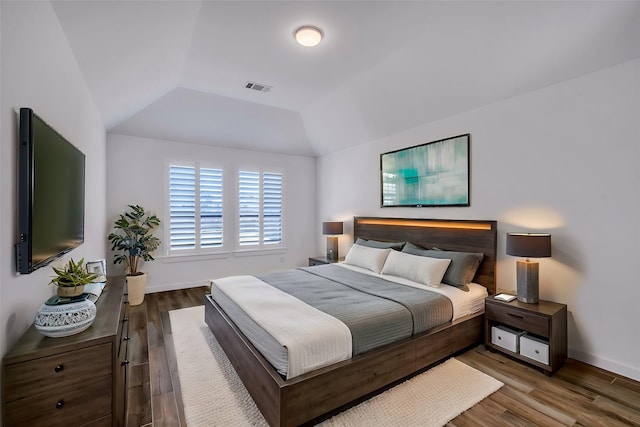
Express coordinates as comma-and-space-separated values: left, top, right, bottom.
210, 264, 487, 378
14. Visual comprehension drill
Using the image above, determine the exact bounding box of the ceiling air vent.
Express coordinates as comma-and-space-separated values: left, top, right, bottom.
245, 81, 272, 93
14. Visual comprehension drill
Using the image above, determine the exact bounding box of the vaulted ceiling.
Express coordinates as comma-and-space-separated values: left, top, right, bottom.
51, 1, 640, 157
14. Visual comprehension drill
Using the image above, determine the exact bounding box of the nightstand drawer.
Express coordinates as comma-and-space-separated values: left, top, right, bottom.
520, 335, 549, 365
486, 304, 549, 337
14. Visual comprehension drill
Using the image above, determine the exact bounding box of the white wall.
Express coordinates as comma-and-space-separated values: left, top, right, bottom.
0, 2, 107, 357
317, 59, 640, 381
106, 134, 317, 293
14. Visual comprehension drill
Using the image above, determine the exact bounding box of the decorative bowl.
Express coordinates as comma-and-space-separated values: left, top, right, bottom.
34, 298, 97, 338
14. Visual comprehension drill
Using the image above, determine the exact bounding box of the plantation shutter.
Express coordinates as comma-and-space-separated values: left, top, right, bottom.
169, 164, 280, 252
263, 172, 282, 244
238, 171, 260, 246
169, 165, 196, 250
200, 168, 223, 248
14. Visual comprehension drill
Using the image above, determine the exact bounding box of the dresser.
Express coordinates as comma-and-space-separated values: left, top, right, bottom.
2, 277, 129, 426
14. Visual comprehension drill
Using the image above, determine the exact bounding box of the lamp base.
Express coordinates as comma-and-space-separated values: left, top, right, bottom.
326, 236, 338, 261
516, 260, 539, 304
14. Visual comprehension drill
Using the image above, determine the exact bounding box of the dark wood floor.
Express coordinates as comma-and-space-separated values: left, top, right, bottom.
126, 286, 210, 427
126, 288, 640, 427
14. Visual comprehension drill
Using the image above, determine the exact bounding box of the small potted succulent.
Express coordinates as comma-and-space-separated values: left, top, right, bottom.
50, 258, 98, 297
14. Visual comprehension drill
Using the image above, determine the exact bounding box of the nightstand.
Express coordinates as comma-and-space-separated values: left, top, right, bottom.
308, 256, 344, 266
484, 296, 567, 375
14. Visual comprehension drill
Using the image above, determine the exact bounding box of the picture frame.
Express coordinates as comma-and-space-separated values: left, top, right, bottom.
86, 259, 106, 281
380, 134, 470, 207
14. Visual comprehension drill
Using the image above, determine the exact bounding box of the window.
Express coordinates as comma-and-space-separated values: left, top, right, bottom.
238, 170, 283, 247
168, 164, 223, 253
166, 163, 283, 257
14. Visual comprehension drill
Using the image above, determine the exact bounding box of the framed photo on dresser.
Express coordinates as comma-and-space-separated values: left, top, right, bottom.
86, 259, 106, 281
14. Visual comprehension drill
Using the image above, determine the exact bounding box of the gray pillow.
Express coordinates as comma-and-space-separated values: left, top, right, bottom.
355, 238, 405, 251
402, 242, 484, 291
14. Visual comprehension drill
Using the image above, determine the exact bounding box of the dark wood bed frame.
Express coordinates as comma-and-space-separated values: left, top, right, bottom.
204, 217, 497, 426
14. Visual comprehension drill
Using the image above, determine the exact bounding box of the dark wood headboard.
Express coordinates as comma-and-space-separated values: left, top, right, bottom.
353, 217, 497, 295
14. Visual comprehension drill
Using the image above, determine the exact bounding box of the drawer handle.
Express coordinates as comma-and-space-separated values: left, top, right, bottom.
54, 364, 64, 373
56, 400, 65, 409
497, 336, 502, 340
507, 313, 525, 319
122, 317, 129, 322
535, 350, 540, 354
122, 360, 130, 366
124, 336, 130, 341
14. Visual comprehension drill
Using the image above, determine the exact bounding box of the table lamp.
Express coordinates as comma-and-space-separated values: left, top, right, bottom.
322, 221, 343, 260
506, 233, 552, 303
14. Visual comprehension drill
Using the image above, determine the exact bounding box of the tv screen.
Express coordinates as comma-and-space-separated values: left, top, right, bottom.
16, 108, 85, 274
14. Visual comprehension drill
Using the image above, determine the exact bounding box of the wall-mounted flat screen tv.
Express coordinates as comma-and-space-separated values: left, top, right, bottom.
16, 108, 85, 274
380, 134, 470, 207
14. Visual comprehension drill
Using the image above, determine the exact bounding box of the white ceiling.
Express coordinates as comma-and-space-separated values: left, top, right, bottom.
51, 1, 640, 157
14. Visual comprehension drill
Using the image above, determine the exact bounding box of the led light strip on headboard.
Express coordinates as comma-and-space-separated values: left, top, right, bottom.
355, 217, 494, 231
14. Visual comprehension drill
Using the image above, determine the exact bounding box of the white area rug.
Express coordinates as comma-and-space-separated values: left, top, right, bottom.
170, 305, 503, 427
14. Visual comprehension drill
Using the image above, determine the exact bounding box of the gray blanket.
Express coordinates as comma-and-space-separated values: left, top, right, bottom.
257, 264, 452, 355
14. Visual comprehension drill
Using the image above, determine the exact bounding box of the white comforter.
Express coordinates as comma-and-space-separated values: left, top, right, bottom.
213, 275, 353, 379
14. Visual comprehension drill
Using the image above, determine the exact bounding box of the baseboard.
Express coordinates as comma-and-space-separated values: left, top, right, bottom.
145, 280, 210, 294
569, 347, 640, 382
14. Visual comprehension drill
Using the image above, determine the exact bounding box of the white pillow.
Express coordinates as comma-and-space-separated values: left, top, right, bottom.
381, 250, 451, 287
344, 244, 391, 273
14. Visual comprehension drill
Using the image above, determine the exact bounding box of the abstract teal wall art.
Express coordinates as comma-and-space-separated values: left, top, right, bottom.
381, 134, 470, 207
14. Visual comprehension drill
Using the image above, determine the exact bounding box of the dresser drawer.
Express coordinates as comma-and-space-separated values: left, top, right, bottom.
118, 313, 130, 359
3, 343, 112, 401
4, 374, 112, 426
82, 414, 112, 427
119, 328, 130, 367
486, 304, 549, 337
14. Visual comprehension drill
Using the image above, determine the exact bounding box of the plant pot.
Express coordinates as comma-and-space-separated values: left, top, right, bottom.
57, 284, 85, 298
127, 272, 147, 306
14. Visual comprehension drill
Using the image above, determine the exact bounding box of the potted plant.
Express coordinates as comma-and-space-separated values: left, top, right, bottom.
108, 205, 161, 306
35, 257, 99, 338
50, 258, 99, 297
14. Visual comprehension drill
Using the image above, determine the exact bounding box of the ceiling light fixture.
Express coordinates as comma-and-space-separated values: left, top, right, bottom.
294, 26, 323, 47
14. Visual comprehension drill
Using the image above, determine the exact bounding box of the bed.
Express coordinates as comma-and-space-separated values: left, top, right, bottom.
204, 217, 497, 426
